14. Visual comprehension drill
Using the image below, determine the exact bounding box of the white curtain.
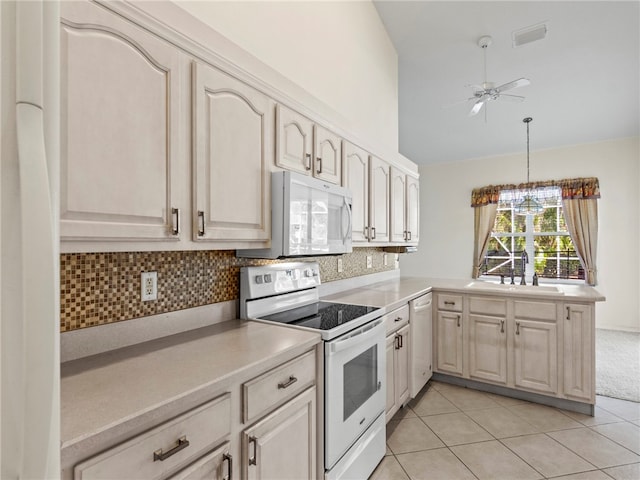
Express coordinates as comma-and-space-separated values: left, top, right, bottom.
472, 203, 498, 279
562, 198, 598, 285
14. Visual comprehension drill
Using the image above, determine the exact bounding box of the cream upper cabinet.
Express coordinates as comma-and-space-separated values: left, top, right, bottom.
275, 105, 342, 184
243, 387, 316, 480
563, 303, 593, 401
193, 61, 272, 244
390, 169, 420, 244
368, 156, 391, 244
60, 1, 184, 242
342, 141, 370, 243
406, 174, 420, 244
313, 125, 342, 184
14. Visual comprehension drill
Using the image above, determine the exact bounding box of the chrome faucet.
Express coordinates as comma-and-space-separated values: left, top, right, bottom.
520, 251, 529, 285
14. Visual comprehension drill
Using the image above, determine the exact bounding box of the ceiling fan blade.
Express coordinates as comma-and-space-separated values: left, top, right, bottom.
495, 77, 530, 93
469, 97, 487, 116
443, 97, 476, 109
495, 94, 525, 103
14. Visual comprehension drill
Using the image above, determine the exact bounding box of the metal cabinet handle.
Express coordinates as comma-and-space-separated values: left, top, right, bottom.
153, 436, 189, 462
197, 210, 205, 236
500, 319, 505, 333
457, 315, 461, 327
316, 156, 322, 174
305, 153, 311, 170
223, 453, 233, 480
371, 226, 376, 239
515, 321, 520, 335
408, 231, 412, 241
399, 333, 403, 348
364, 226, 369, 240
171, 207, 180, 235
394, 316, 403, 322
277, 375, 298, 389
444, 301, 455, 306
248, 436, 258, 466
566, 306, 570, 320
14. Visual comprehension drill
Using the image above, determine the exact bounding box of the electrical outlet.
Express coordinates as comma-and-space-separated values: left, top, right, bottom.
337, 258, 343, 273
383, 253, 388, 266
366, 255, 372, 269
141, 271, 157, 301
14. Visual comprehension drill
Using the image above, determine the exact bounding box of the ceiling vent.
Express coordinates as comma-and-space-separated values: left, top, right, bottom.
512, 23, 548, 47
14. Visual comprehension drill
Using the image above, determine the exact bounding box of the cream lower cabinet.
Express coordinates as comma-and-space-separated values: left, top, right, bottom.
192, 61, 272, 244
60, 1, 184, 242
468, 314, 507, 385
384, 306, 410, 421
169, 442, 231, 480
435, 294, 464, 377
563, 303, 594, 401
243, 387, 316, 480
513, 318, 558, 395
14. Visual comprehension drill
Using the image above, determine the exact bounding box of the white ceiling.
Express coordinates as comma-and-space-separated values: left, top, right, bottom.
374, 1, 640, 165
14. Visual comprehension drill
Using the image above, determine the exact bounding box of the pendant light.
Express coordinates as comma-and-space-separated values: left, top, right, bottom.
515, 117, 544, 216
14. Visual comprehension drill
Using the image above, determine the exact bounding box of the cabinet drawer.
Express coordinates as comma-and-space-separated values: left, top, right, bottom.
469, 296, 506, 316
437, 294, 463, 312
383, 304, 410, 335
75, 394, 231, 480
243, 350, 315, 424
514, 300, 557, 321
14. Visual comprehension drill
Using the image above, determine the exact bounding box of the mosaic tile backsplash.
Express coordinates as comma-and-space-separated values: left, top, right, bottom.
60, 248, 396, 332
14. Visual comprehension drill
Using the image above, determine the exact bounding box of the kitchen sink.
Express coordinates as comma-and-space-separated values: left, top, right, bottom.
465, 281, 564, 295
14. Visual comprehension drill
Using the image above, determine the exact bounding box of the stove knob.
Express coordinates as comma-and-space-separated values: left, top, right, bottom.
255, 275, 264, 284
304, 268, 313, 278
264, 274, 272, 283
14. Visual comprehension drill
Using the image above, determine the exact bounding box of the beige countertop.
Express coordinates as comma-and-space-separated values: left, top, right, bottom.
323, 276, 605, 308
61, 319, 320, 454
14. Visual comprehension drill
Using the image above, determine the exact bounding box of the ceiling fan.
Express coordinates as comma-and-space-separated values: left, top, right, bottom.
463, 35, 530, 118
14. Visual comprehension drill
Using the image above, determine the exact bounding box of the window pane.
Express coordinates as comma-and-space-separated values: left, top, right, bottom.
494, 210, 513, 233
514, 214, 526, 233
534, 207, 558, 233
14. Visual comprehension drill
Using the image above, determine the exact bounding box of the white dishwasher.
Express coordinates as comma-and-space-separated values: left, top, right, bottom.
409, 293, 433, 397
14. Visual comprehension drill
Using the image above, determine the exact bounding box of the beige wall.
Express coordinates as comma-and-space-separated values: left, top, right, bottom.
175, 0, 399, 152
400, 137, 640, 332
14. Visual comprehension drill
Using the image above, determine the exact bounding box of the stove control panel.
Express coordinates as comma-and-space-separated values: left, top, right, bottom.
240, 262, 321, 302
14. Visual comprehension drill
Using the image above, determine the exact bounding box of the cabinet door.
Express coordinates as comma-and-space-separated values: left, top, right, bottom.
60, 1, 183, 241
395, 324, 410, 407
390, 168, 407, 243
436, 311, 463, 376
193, 61, 272, 243
313, 125, 342, 184
369, 156, 390, 243
385, 334, 397, 420
243, 387, 316, 480
406, 174, 420, 244
563, 304, 593, 401
513, 319, 557, 394
342, 141, 369, 243
275, 104, 314, 175
469, 314, 507, 385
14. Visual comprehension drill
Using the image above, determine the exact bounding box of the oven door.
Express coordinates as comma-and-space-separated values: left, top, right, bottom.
324, 317, 385, 469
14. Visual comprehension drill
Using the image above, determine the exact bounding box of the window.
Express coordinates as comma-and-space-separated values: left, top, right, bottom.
481, 186, 584, 281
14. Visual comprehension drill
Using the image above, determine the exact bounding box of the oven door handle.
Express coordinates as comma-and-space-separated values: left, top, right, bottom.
329, 318, 384, 354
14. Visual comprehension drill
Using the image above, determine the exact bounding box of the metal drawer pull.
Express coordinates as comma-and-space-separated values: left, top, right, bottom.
197, 210, 205, 236
516, 321, 520, 335
153, 436, 189, 462
500, 319, 505, 333
223, 453, 233, 480
394, 316, 403, 322
457, 315, 461, 327
566, 306, 570, 320
248, 436, 258, 465
444, 301, 455, 306
278, 375, 298, 389
171, 207, 180, 235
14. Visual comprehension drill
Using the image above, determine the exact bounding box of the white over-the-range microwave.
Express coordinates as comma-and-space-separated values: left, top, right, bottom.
237, 171, 353, 259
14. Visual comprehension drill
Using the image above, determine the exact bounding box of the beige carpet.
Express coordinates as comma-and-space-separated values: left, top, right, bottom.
596, 328, 640, 402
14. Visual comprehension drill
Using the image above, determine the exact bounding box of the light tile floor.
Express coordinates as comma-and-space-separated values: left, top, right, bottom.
370, 381, 640, 480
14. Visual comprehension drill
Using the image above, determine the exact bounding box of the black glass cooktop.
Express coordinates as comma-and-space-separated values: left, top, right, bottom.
259, 301, 380, 331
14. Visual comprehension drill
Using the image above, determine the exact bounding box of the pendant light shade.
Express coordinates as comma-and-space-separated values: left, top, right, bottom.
515, 117, 544, 216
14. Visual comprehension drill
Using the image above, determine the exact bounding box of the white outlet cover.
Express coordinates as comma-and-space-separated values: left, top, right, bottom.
366, 256, 372, 268
141, 271, 157, 301
337, 258, 343, 273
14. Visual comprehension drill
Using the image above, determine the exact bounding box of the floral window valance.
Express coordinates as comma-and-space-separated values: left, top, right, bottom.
471, 177, 600, 207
